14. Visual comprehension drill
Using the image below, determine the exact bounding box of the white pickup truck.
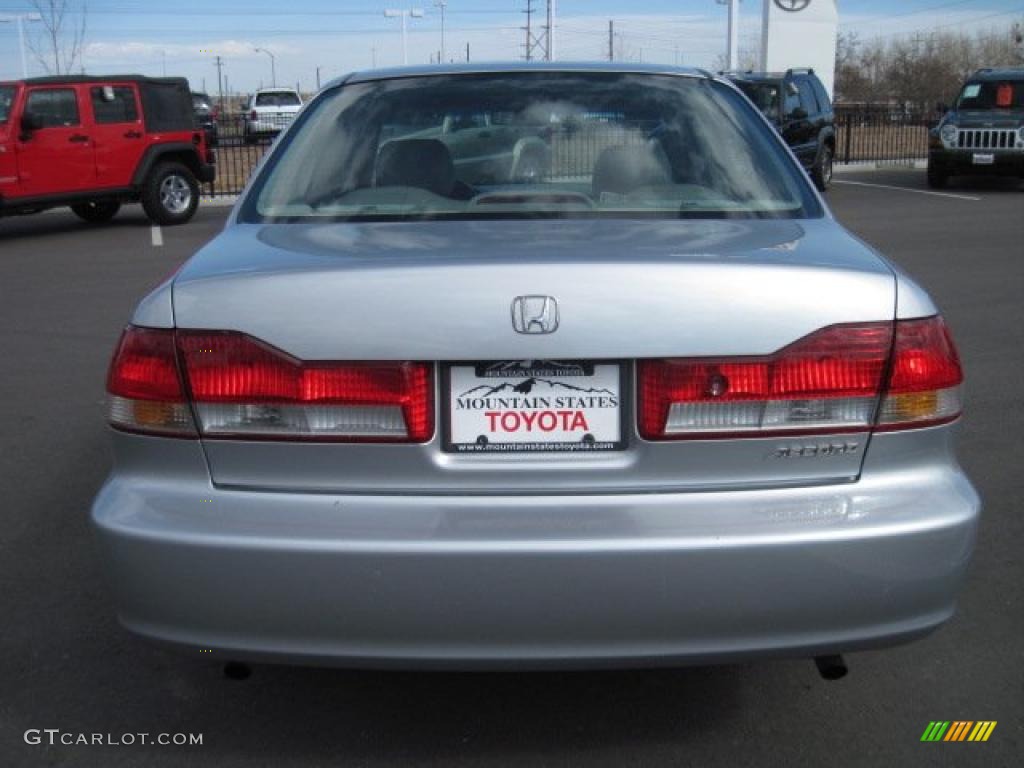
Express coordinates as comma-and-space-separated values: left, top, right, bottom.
244, 88, 303, 143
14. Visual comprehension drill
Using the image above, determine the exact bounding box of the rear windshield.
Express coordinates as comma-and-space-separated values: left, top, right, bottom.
244, 72, 820, 223
957, 80, 1024, 110
255, 91, 301, 107
192, 94, 211, 111
0, 86, 14, 123
734, 81, 782, 121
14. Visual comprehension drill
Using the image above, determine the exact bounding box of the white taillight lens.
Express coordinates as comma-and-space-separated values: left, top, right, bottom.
106, 327, 196, 436
176, 331, 433, 442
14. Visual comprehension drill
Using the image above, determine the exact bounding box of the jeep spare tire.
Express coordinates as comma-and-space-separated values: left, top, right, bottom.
71, 200, 121, 224
142, 162, 200, 225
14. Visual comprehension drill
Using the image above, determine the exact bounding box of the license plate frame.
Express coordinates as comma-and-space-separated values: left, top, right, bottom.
442, 360, 627, 454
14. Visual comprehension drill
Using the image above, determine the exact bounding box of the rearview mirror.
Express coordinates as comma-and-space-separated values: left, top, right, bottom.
20, 111, 44, 133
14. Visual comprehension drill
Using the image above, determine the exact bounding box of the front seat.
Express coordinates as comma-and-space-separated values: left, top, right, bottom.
592, 143, 672, 197
375, 139, 457, 198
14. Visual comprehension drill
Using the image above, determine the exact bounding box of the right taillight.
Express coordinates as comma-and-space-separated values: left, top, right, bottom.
637, 315, 963, 439
876, 316, 963, 430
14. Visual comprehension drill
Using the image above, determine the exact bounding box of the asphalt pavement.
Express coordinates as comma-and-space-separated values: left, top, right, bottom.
1, 170, 1021, 767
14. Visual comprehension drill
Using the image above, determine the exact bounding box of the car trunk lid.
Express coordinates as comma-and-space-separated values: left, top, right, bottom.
171, 217, 896, 493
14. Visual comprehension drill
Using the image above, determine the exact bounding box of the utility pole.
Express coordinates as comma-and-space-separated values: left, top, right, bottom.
546, 0, 556, 61
466, 42, 470, 61
0, 13, 42, 78
371, 46, 377, 68
523, 1, 553, 62
608, 20, 614, 62
523, 0, 534, 61
316, 67, 321, 89
434, 1, 447, 64
214, 56, 225, 113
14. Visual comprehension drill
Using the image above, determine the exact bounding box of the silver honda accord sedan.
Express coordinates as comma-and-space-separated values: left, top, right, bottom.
91, 64, 979, 673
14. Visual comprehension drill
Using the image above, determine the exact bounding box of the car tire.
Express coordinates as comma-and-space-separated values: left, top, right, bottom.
141, 162, 200, 226
71, 200, 121, 224
811, 144, 834, 191
926, 163, 948, 189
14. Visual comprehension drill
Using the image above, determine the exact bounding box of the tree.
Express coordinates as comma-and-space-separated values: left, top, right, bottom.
28, 1, 88, 75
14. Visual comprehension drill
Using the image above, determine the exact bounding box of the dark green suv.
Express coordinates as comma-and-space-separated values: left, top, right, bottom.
928, 68, 1024, 188
723, 68, 836, 191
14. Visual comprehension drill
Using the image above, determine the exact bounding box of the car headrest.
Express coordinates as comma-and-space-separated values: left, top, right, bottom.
592, 144, 671, 197
375, 139, 456, 198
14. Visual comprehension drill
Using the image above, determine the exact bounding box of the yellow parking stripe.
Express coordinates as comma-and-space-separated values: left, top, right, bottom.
980, 721, 997, 742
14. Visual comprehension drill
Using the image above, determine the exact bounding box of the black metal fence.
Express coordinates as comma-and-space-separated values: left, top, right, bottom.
203, 107, 934, 198
834, 105, 932, 165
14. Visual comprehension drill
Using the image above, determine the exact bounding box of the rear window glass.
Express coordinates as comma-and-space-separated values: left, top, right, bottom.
0, 85, 13, 123
25, 88, 80, 127
957, 80, 1024, 110
256, 92, 301, 107
91, 86, 139, 124
735, 81, 781, 121
245, 72, 820, 223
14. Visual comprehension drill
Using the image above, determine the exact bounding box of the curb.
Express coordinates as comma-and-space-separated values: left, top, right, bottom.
834, 160, 927, 174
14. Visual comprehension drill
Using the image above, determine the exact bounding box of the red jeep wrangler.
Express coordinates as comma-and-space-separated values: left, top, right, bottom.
0, 75, 215, 225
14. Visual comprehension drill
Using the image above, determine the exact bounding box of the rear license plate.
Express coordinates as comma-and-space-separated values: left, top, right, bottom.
445, 361, 624, 453
972, 153, 995, 165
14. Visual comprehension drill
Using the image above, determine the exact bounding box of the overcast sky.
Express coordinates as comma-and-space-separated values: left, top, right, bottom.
1, 0, 1021, 93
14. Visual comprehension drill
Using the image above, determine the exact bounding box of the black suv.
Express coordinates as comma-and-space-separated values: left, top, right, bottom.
929, 68, 1024, 188
723, 68, 836, 191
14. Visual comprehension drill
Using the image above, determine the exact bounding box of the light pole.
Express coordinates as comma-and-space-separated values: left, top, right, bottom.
433, 1, 446, 64
715, 0, 740, 71
384, 8, 424, 66
253, 47, 276, 87
0, 13, 42, 78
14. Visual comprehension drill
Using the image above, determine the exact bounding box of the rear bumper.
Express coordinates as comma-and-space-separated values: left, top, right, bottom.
89, 431, 980, 669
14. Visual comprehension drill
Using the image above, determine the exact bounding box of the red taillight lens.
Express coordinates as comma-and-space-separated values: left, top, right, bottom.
877, 316, 962, 429
638, 322, 892, 439
639, 317, 963, 439
177, 332, 433, 442
106, 327, 194, 435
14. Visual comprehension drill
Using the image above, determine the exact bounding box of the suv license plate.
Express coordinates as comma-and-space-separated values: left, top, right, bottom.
446, 361, 623, 453
973, 153, 995, 165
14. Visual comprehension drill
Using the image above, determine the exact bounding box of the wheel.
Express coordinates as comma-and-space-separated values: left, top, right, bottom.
926, 162, 948, 189
71, 200, 121, 224
811, 144, 833, 191
141, 162, 199, 225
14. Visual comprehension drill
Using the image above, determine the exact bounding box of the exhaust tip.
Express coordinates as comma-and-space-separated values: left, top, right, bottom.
814, 654, 848, 680
223, 661, 252, 681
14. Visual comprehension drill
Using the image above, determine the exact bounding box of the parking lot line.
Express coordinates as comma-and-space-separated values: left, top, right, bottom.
833, 179, 982, 202
151, 225, 163, 247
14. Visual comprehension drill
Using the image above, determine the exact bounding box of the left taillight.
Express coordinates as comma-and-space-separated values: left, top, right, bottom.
107, 327, 434, 442
106, 327, 195, 436
177, 331, 433, 442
